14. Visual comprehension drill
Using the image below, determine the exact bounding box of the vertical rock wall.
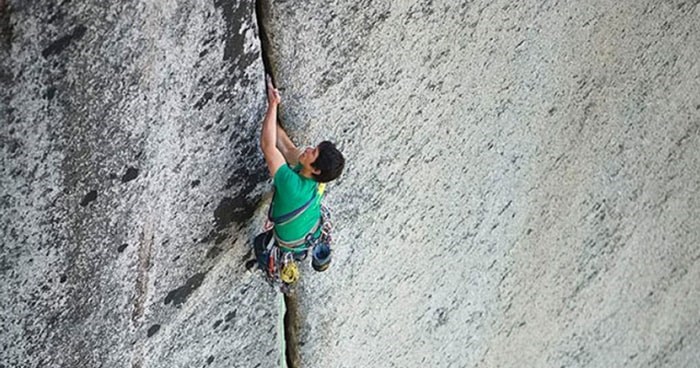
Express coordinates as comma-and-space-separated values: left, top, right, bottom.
1, 1, 281, 367
262, 1, 700, 367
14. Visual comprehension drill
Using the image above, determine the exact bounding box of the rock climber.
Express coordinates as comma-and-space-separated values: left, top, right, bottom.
254, 75, 344, 276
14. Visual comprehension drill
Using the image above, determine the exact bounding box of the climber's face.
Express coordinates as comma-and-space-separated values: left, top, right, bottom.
299, 145, 320, 174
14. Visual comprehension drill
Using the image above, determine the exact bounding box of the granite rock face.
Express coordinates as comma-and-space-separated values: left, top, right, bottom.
1, 1, 281, 367
262, 1, 700, 367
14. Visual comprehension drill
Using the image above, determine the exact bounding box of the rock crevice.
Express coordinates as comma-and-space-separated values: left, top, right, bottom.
254, 1, 301, 366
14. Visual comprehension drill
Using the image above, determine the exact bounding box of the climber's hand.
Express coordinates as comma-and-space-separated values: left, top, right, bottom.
266, 75, 281, 106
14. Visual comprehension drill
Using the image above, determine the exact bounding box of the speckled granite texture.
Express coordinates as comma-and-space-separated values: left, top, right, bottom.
261, 1, 700, 367
1, 1, 281, 367
2, 1, 700, 367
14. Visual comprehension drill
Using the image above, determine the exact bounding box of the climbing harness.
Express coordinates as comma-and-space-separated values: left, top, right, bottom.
252, 183, 334, 294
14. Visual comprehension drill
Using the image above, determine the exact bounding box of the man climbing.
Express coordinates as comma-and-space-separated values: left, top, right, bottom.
253, 75, 344, 283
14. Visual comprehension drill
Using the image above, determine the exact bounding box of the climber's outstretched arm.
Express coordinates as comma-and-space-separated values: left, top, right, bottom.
276, 124, 299, 166
261, 76, 285, 177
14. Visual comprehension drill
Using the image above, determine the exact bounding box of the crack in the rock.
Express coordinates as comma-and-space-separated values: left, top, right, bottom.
254, 1, 300, 367
255, 0, 275, 82
283, 294, 301, 368
0, 0, 12, 50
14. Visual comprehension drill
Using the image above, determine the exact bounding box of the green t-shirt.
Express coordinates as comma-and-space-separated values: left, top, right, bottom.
271, 164, 321, 242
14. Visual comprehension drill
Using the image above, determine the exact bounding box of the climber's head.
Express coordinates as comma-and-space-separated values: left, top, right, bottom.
299, 141, 345, 183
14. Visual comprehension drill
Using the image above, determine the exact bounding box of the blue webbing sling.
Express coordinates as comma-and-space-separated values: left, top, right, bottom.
267, 188, 318, 226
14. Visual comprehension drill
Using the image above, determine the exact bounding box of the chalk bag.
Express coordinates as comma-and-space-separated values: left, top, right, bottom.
311, 243, 332, 272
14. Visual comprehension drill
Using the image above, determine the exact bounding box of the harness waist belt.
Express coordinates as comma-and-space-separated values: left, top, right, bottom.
274, 218, 322, 251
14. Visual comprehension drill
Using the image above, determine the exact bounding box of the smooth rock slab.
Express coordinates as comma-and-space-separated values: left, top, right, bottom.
262, 1, 700, 367
1, 1, 280, 367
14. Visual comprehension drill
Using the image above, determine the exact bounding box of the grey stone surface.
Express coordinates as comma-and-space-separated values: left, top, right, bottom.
262, 1, 700, 367
1, 1, 281, 367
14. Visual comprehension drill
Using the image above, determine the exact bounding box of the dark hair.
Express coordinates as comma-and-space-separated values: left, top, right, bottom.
311, 141, 345, 183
